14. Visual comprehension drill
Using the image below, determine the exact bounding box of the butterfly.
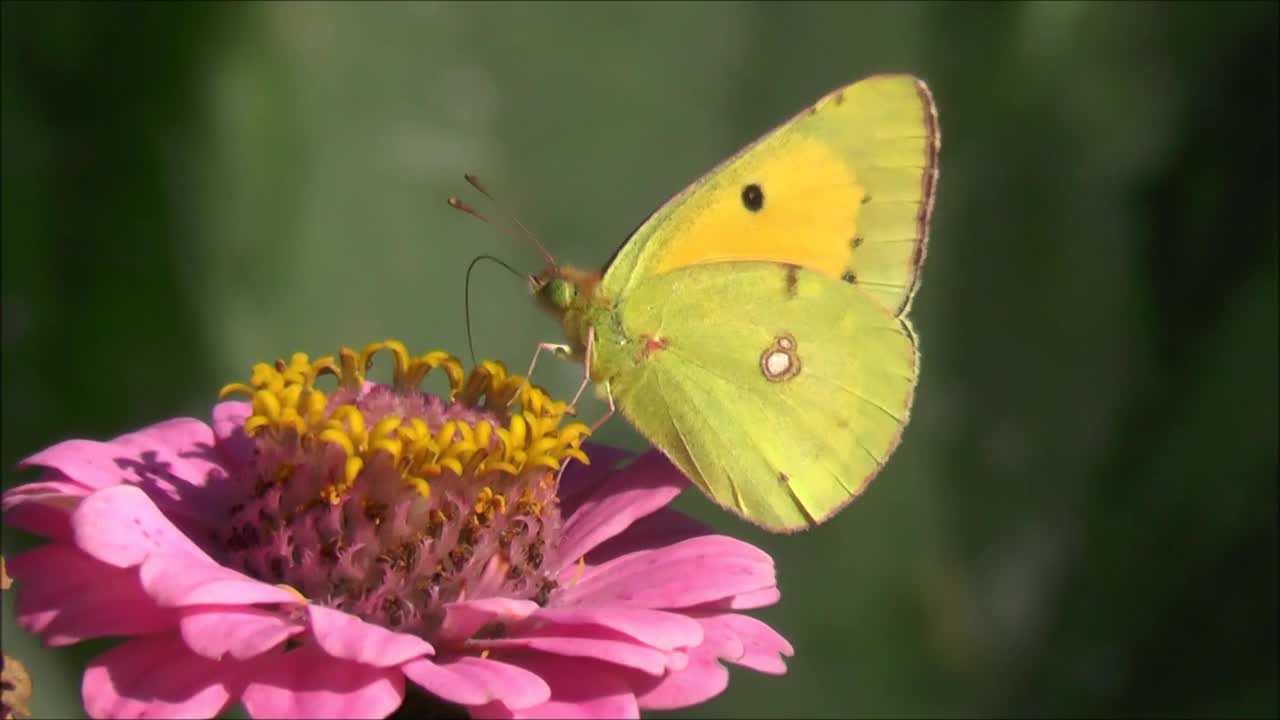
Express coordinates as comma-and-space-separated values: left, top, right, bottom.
472, 74, 939, 533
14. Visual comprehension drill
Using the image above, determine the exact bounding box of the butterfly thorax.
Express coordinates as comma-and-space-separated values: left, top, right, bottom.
531, 266, 634, 382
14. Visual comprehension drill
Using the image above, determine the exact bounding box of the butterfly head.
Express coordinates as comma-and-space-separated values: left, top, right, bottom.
529, 266, 600, 316
533, 275, 577, 310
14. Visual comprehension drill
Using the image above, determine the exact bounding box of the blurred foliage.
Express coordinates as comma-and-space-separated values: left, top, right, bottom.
2, 1, 1275, 718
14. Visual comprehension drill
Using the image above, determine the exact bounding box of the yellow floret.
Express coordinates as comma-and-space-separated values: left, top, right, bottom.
220, 340, 594, 507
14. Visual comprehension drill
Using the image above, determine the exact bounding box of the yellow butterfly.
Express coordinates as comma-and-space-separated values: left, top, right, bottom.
480, 74, 939, 533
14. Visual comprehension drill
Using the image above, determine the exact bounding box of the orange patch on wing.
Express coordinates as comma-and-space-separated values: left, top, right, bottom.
652, 140, 864, 281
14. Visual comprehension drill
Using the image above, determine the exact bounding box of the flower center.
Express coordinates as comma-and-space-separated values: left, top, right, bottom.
217, 340, 591, 636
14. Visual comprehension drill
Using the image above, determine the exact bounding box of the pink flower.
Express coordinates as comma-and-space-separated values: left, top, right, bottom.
3, 341, 792, 719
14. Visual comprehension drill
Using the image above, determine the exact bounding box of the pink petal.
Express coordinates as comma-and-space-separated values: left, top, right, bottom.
19, 418, 235, 526
555, 535, 776, 610
693, 612, 746, 661
72, 485, 209, 568
5, 464, 96, 491
210, 400, 253, 473
8, 544, 179, 645
665, 649, 689, 672
179, 606, 303, 661
402, 655, 549, 709
582, 508, 712, 567
556, 443, 634, 518
697, 586, 782, 610
637, 613, 794, 710
82, 632, 244, 719
20, 439, 137, 490
532, 606, 703, 651
634, 652, 728, 710
472, 630, 668, 676
20, 415, 230, 491
2, 472, 94, 503
470, 656, 639, 720
0, 474, 89, 541
138, 551, 302, 607
556, 452, 689, 572
241, 646, 405, 719
700, 613, 794, 674
306, 604, 433, 667
437, 597, 540, 644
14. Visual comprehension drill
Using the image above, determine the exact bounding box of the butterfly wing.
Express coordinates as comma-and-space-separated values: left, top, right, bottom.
584, 74, 938, 530
601, 74, 939, 316
609, 262, 916, 532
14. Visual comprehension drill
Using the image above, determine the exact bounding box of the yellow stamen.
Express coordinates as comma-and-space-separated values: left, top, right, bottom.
221, 341, 594, 505
275, 583, 310, 603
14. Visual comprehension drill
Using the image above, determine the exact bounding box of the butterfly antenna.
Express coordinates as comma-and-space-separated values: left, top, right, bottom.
451, 173, 558, 269
464, 253, 529, 367
446, 194, 554, 268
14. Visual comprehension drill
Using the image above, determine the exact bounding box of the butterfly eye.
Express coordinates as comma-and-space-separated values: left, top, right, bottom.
741, 183, 764, 212
543, 278, 577, 309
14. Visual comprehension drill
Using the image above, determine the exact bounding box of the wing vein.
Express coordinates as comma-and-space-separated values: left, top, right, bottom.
655, 368, 735, 513
669, 347, 871, 490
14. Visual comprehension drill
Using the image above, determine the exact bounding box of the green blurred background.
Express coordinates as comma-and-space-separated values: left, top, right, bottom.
2, 1, 1276, 717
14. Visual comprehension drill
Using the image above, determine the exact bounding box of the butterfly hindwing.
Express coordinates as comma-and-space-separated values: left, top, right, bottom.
609, 262, 917, 532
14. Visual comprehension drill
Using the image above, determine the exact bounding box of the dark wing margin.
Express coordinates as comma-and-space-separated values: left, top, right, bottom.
898, 77, 941, 317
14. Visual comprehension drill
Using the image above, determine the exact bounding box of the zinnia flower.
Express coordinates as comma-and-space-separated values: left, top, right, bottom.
2, 341, 792, 718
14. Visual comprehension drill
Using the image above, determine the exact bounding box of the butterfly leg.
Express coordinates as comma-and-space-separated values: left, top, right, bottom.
566, 326, 617, 431
554, 328, 616, 485
525, 342, 573, 380
568, 327, 595, 410
554, 379, 616, 484
591, 380, 616, 434
510, 342, 573, 410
